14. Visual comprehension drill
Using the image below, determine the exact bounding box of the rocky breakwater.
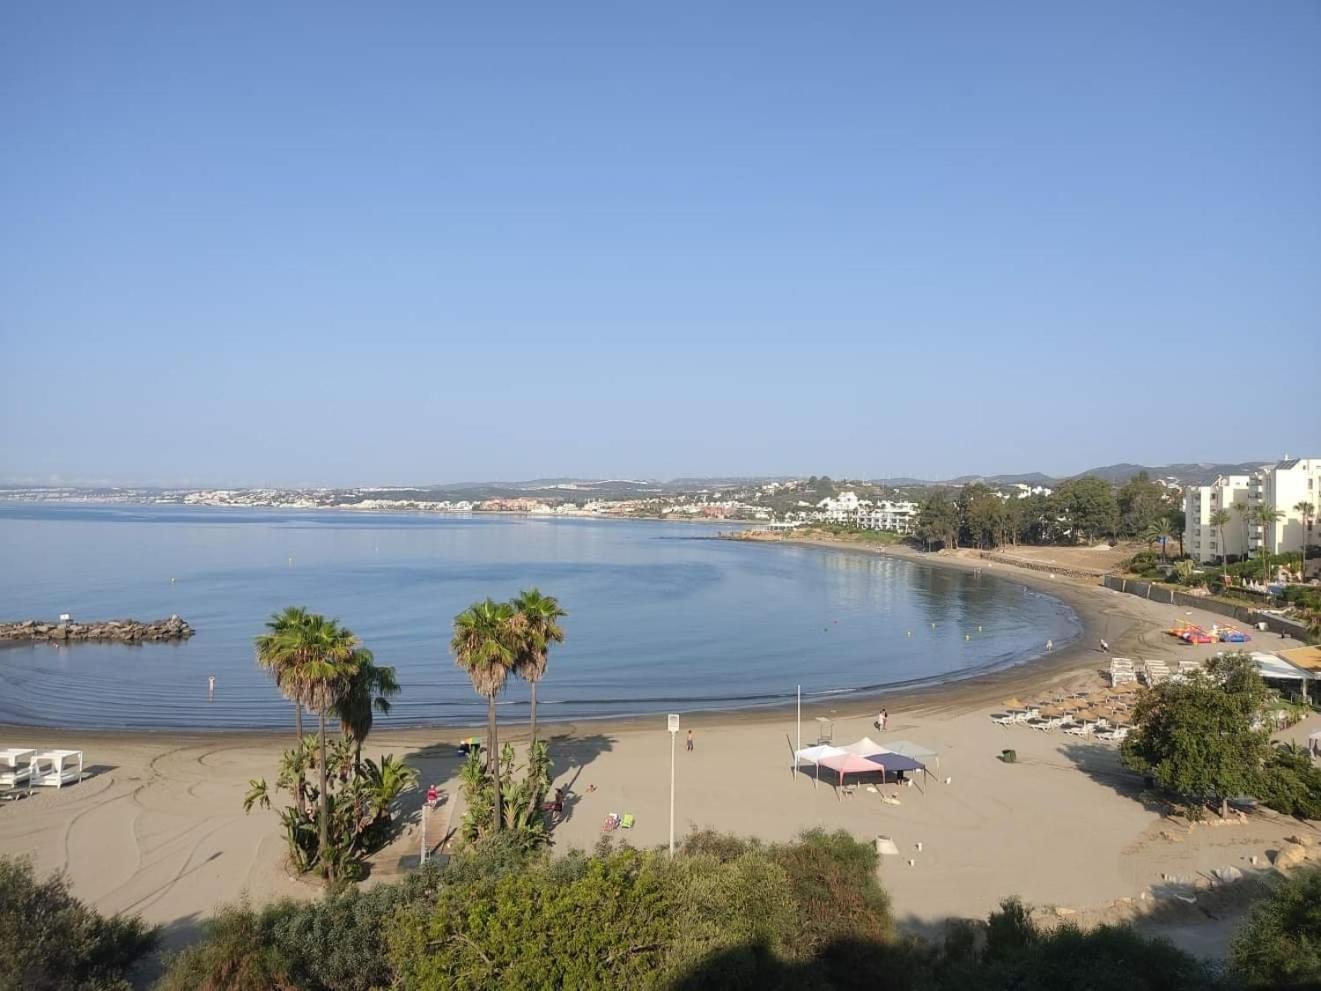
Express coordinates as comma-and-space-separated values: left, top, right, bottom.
0, 616, 194, 643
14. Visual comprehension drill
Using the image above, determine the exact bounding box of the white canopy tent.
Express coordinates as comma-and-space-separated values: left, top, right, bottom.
1250, 652, 1312, 703
880, 740, 940, 770
839, 737, 888, 758
793, 744, 847, 788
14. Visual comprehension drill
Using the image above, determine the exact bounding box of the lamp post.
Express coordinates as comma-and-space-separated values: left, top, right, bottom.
668, 713, 679, 858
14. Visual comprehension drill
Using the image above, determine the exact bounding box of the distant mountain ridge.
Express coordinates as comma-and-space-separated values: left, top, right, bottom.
871, 461, 1273, 488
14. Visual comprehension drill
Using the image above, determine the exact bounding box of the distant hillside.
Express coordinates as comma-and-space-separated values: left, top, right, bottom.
870, 461, 1274, 488
1070, 462, 1271, 485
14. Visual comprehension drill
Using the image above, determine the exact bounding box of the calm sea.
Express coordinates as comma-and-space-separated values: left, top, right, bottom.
0, 504, 1080, 729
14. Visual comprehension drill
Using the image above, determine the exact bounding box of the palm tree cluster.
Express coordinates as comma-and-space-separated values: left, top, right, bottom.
451, 589, 566, 835
251, 607, 408, 880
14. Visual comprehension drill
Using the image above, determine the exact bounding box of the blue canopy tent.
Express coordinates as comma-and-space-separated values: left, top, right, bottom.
865, 751, 929, 792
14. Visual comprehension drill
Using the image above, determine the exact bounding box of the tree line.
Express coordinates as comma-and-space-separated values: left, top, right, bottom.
912, 472, 1186, 551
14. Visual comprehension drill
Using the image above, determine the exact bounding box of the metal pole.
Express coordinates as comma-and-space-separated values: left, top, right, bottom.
669, 729, 676, 858
796, 684, 801, 779
420, 801, 427, 865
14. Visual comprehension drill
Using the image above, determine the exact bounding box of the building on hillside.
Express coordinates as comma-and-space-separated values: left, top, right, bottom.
855, 500, 918, 534
812, 492, 917, 533
1183, 475, 1253, 564
1249, 458, 1321, 558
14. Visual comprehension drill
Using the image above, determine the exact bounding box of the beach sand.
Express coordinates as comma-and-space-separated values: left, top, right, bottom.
2, 543, 1317, 965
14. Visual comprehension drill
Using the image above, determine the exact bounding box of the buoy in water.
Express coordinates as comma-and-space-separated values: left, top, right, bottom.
906, 631, 912, 637
978, 625, 982, 632
170, 577, 176, 584
965, 634, 970, 641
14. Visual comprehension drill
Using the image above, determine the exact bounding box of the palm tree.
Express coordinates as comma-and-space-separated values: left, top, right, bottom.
1142, 518, 1174, 564
334, 651, 400, 772
255, 606, 313, 742
255, 606, 316, 811
288, 614, 363, 877
1208, 508, 1232, 580
511, 589, 567, 746
1252, 504, 1284, 585
1232, 500, 1250, 566
451, 598, 518, 833
1294, 500, 1315, 579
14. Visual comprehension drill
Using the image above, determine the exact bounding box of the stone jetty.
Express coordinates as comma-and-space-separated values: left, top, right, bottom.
0, 616, 194, 643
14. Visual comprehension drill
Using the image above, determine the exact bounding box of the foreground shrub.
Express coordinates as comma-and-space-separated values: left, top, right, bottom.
0, 856, 157, 991
158, 862, 446, 991
388, 843, 673, 990
1228, 866, 1321, 988
934, 898, 1214, 991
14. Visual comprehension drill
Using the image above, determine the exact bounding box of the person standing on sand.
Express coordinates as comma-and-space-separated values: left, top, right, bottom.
686, 729, 694, 752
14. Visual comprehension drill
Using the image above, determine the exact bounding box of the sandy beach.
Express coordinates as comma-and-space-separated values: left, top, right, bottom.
2, 542, 1318, 965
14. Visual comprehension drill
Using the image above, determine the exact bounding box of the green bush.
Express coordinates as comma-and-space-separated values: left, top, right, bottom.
0, 856, 158, 991
1256, 744, 1321, 818
1228, 866, 1321, 988
933, 898, 1214, 990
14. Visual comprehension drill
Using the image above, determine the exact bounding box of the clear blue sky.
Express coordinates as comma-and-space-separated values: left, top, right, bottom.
2, 3, 1317, 487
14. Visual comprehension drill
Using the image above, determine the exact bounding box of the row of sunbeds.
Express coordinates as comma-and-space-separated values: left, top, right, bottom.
0, 747, 84, 796
989, 707, 1130, 743
1108, 657, 1201, 687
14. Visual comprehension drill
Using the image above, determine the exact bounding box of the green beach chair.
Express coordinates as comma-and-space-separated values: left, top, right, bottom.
620, 813, 635, 829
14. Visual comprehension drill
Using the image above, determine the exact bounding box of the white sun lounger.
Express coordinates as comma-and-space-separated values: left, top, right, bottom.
0, 749, 36, 794
31, 750, 84, 788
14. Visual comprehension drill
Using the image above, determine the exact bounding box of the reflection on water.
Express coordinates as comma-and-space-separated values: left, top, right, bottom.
0, 505, 1080, 728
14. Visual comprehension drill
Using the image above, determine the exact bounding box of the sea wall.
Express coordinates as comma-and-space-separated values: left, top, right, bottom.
1100, 576, 1308, 637
0, 616, 194, 642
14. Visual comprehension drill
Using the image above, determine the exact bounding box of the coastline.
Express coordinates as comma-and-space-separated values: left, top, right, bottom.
2, 535, 1124, 741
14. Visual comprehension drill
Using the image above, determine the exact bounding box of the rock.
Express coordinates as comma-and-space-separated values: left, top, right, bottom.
1285, 835, 1314, 848
0, 618, 194, 643
1054, 906, 1076, 917
1213, 866, 1244, 883
1274, 845, 1313, 871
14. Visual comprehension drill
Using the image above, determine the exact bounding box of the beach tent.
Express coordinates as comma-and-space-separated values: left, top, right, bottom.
881, 739, 940, 770
819, 750, 886, 786
839, 737, 889, 758
793, 744, 847, 788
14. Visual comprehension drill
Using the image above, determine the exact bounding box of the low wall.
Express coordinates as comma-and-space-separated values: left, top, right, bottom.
977, 551, 1107, 581
1101, 576, 1308, 637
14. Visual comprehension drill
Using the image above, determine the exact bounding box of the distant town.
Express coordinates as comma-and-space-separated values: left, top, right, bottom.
3, 459, 1316, 564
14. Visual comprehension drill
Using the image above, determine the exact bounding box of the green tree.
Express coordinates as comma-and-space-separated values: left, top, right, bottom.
1228, 866, 1321, 988
1121, 653, 1272, 817
957, 484, 1005, 550
1141, 517, 1176, 564
510, 589, 567, 746
283, 614, 364, 879
1208, 507, 1232, 577
1052, 476, 1118, 544
254, 605, 314, 811
1252, 504, 1285, 583
334, 653, 400, 771
1117, 472, 1167, 539
1294, 499, 1315, 575
0, 856, 158, 991
452, 598, 518, 833
915, 491, 960, 550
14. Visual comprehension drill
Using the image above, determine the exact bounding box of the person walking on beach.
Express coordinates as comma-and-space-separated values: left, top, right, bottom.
1099, 639, 1110, 653
686, 729, 694, 752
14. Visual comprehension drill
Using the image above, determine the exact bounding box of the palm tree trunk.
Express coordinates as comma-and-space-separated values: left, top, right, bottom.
488, 695, 502, 833
530, 680, 538, 746
294, 705, 306, 813
318, 711, 332, 879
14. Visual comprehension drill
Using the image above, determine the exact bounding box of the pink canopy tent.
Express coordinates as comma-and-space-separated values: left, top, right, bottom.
818, 751, 885, 786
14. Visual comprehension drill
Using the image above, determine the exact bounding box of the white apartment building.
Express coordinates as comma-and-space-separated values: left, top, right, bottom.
815, 492, 918, 534
1183, 474, 1252, 564
1184, 459, 1320, 564
1248, 458, 1321, 557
